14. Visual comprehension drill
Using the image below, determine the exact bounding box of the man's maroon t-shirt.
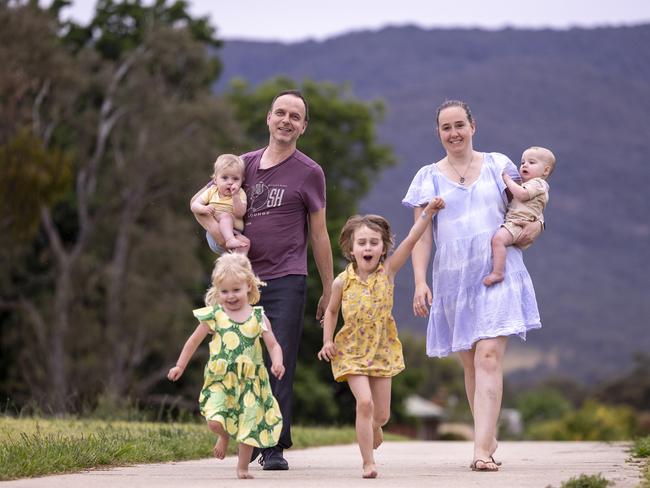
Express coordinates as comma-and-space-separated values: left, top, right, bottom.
242, 148, 326, 280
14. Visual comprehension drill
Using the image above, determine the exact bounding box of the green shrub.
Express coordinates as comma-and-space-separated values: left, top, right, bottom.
517, 388, 571, 425
527, 400, 635, 440
559, 473, 611, 488
633, 436, 650, 458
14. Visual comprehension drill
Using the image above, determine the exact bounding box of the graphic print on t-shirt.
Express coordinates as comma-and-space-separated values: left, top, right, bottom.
247, 182, 286, 214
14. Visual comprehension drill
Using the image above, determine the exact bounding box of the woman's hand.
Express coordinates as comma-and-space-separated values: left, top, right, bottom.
317, 340, 337, 362
514, 220, 543, 247
413, 282, 432, 317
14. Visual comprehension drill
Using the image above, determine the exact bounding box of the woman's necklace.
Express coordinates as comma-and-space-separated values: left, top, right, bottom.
447, 154, 474, 185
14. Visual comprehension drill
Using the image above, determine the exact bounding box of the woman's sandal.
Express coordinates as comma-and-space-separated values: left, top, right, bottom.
469, 456, 502, 468
470, 458, 499, 471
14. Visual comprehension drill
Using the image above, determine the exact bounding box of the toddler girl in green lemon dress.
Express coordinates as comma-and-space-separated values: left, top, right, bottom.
168, 253, 284, 479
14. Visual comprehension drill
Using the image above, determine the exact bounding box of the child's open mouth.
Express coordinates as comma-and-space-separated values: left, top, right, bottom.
363, 255, 373, 262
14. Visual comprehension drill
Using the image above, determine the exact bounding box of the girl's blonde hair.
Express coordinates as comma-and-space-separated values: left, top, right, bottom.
212, 153, 245, 179
204, 254, 266, 306
339, 214, 394, 264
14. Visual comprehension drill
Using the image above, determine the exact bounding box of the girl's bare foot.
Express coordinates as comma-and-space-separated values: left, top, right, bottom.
483, 272, 504, 286
362, 463, 378, 478
213, 435, 229, 459
372, 426, 383, 449
237, 469, 254, 479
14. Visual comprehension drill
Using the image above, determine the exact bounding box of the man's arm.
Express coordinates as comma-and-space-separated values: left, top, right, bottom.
190, 182, 226, 247
308, 207, 334, 321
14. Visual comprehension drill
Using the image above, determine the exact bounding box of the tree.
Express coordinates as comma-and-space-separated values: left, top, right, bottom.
0, 0, 241, 412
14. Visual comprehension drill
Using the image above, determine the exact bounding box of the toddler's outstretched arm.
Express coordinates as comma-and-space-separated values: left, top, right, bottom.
167, 323, 211, 381
385, 197, 445, 279
261, 315, 285, 380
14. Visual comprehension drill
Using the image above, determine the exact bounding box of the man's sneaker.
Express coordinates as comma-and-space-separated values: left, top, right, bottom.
259, 448, 289, 471
250, 447, 261, 464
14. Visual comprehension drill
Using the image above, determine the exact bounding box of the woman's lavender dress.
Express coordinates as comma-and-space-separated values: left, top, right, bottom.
402, 152, 541, 357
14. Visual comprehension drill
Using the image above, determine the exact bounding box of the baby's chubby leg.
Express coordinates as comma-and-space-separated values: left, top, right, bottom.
483, 227, 515, 286
216, 213, 247, 249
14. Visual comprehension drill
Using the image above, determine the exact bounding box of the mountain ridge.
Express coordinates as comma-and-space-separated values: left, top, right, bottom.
216, 24, 650, 384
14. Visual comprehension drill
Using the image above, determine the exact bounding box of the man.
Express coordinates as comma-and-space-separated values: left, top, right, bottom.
191, 90, 333, 470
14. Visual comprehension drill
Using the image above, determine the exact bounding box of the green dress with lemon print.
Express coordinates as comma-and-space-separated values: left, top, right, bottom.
194, 304, 282, 448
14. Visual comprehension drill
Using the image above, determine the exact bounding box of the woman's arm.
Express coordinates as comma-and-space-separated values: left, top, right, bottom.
411, 206, 433, 317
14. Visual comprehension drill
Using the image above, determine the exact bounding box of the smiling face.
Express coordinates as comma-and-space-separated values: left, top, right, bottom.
520, 147, 554, 182
350, 225, 385, 275
217, 275, 251, 313
267, 94, 308, 146
436, 106, 476, 156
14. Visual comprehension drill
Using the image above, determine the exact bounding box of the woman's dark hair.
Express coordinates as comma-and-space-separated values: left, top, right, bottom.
435, 100, 474, 127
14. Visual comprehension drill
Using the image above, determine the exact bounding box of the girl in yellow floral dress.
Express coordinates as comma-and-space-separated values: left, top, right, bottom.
317, 196, 445, 479
168, 253, 284, 479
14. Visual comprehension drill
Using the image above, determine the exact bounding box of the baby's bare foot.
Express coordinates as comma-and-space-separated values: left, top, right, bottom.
362, 463, 378, 479
483, 272, 504, 286
226, 238, 245, 249
372, 426, 383, 449
213, 435, 229, 459
237, 469, 254, 479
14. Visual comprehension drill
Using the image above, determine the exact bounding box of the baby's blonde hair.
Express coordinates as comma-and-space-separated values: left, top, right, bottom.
525, 146, 557, 176
211, 153, 245, 179
204, 254, 265, 306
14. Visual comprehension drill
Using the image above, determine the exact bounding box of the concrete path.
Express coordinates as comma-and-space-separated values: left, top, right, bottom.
1, 441, 642, 488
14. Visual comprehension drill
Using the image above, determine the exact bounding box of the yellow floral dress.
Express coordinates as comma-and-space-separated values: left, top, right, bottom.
331, 263, 405, 382
194, 305, 282, 448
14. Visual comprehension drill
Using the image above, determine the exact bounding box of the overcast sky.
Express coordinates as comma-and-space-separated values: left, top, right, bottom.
59, 0, 650, 42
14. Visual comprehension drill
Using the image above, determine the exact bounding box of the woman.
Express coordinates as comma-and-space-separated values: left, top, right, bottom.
402, 100, 543, 471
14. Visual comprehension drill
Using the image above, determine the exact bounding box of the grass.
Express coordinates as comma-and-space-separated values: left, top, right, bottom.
0, 417, 402, 480
632, 436, 650, 488
558, 473, 611, 488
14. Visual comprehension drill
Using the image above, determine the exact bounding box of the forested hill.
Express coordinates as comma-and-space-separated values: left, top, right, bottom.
215, 25, 650, 384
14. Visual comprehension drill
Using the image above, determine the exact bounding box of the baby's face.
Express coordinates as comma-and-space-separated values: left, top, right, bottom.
214, 169, 243, 196
520, 148, 552, 182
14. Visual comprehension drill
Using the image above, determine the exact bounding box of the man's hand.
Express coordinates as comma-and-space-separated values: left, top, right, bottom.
316, 292, 330, 321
